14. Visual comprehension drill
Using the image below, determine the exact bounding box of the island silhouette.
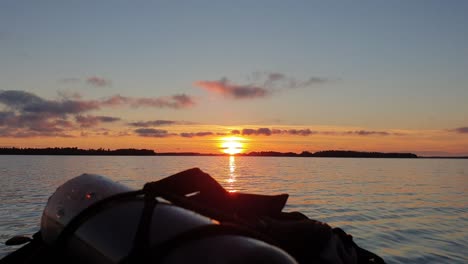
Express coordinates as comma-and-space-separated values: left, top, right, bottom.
0, 147, 425, 158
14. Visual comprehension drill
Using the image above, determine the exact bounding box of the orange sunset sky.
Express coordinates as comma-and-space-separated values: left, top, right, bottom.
1, 1, 467, 156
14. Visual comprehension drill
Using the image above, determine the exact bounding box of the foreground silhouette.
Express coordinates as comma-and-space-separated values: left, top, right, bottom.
2, 168, 385, 264
149, 168, 385, 263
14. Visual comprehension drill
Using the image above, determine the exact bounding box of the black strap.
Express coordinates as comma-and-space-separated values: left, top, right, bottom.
122, 189, 158, 263
54, 190, 144, 248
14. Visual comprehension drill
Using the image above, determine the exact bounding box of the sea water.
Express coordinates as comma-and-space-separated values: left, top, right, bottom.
0, 156, 466, 263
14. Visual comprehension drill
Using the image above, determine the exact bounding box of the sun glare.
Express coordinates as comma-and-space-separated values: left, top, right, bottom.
220, 137, 244, 155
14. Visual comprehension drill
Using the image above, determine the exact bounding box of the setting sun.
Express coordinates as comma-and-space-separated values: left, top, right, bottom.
220, 137, 245, 155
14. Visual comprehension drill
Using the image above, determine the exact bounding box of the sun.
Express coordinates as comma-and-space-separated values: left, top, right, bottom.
220, 137, 244, 155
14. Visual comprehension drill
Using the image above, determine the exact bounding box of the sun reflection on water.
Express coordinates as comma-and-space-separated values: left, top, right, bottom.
226, 155, 237, 192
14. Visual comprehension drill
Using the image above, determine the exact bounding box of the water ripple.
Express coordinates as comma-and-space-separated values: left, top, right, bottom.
0, 156, 466, 263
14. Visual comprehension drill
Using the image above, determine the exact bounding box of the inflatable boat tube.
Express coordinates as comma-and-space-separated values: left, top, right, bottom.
40, 174, 297, 263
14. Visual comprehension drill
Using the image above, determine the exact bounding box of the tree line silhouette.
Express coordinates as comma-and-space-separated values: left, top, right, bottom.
0, 147, 419, 158
0, 147, 155, 156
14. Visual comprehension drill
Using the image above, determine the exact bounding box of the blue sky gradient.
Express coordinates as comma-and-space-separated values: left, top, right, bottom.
1, 1, 467, 154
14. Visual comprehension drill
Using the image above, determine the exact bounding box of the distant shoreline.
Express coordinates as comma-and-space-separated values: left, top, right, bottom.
2, 147, 463, 158
1, 147, 466, 159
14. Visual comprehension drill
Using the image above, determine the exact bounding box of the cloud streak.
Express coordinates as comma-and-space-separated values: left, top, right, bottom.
194, 78, 270, 99
75, 115, 121, 128
180, 132, 214, 138
86, 76, 111, 87
258, 72, 327, 89
128, 119, 196, 127
229, 127, 400, 137
60, 76, 111, 87
134, 128, 175, 138
240, 128, 273, 136
450, 127, 468, 134
195, 72, 328, 100
101, 94, 195, 109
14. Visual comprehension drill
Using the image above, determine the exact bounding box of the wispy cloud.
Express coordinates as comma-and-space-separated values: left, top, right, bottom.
346, 130, 391, 136
254, 71, 327, 89
128, 119, 196, 127
195, 72, 328, 100
0, 129, 74, 138
60, 76, 111, 87
227, 127, 399, 137
101, 94, 195, 109
241, 128, 273, 136
180, 131, 214, 138
134, 128, 175, 138
450, 127, 468, 134
285, 129, 316, 136
75, 115, 121, 128
129, 120, 174, 127
86, 76, 111, 87
194, 78, 270, 99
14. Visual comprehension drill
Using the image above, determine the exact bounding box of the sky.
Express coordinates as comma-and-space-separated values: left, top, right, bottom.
1, 0, 467, 156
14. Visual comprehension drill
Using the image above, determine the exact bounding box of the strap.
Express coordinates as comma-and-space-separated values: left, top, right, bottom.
54, 190, 144, 248
123, 189, 158, 263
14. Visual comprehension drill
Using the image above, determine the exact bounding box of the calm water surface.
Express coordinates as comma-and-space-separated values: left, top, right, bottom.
0, 156, 467, 263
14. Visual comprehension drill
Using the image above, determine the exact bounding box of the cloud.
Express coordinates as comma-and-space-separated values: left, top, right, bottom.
75, 115, 121, 128
324, 130, 396, 136
101, 94, 195, 109
235, 128, 314, 136
241, 128, 272, 136
451, 127, 468, 134
272, 129, 284, 134
57, 90, 82, 100
128, 120, 177, 127
253, 71, 328, 89
287, 129, 316, 136
86, 76, 111, 87
0, 111, 15, 126
0, 110, 74, 137
0, 129, 74, 138
172, 94, 196, 107
267, 73, 286, 82
282, 77, 328, 89
128, 120, 196, 127
341, 130, 391, 136
194, 78, 270, 99
195, 72, 328, 100
0, 90, 196, 137
60, 76, 111, 87
226, 127, 397, 137
134, 128, 175, 138
180, 131, 214, 138
0, 90, 195, 113
0, 90, 100, 114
